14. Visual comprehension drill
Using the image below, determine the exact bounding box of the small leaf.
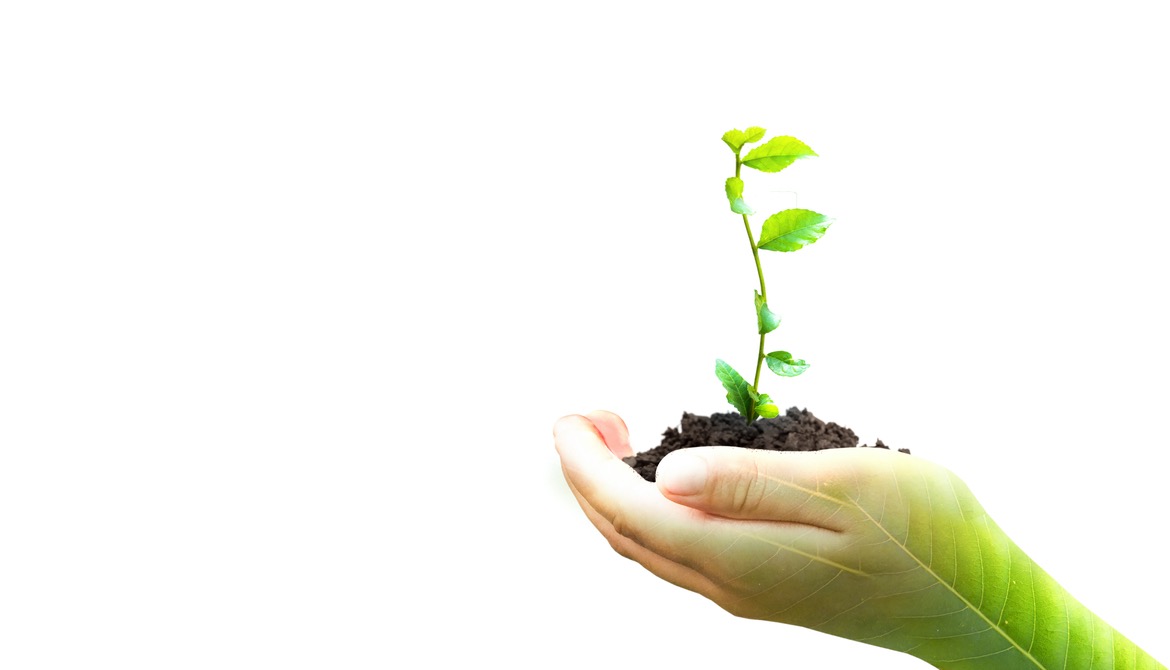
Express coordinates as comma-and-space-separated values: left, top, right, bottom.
725, 177, 755, 215
721, 129, 748, 153
766, 351, 810, 377
724, 127, 768, 154
716, 359, 753, 419
751, 390, 779, 419
725, 176, 744, 201
754, 290, 780, 334
741, 136, 817, 173
758, 209, 832, 252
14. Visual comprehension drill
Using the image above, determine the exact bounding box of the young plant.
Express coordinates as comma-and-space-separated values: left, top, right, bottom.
716, 126, 831, 423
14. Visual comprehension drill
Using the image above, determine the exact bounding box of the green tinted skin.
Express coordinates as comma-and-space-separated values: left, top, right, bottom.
707, 450, 1167, 669
554, 413, 1167, 669
716, 127, 830, 423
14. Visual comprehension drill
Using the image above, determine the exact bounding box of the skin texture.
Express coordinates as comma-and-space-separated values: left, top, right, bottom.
554, 411, 1165, 670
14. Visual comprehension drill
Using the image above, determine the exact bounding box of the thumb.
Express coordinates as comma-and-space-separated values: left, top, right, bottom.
655, 447, 859, 531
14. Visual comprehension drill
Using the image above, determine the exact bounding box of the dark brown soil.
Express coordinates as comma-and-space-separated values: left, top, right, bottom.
623, 407, 909, 482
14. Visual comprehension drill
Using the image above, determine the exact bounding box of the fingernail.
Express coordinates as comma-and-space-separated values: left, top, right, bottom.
657, 451, 707, 496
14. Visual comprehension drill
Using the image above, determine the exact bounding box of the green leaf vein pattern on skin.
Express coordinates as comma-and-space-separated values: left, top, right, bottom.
711, 451, 1165, 669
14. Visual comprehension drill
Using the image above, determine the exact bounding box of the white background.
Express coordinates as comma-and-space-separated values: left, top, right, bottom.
2, 1, 1167, 668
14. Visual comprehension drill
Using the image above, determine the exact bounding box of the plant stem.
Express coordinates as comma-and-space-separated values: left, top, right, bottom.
736, 154, 769, 398
747, 216, 767, 391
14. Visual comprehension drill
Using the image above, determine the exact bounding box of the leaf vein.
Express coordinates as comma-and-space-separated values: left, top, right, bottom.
847, 493, 1045, 669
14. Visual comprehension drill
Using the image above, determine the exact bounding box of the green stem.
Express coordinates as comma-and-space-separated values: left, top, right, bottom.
746, 214, 766, 391
735, 154, 770, 406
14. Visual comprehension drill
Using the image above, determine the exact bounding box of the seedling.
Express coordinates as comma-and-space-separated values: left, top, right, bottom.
716, 126, 830, 423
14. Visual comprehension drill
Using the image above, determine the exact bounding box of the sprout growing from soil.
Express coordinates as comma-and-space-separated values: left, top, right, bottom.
716, 127, 831, 423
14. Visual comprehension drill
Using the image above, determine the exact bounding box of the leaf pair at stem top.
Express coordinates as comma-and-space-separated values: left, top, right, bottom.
715, 126, 831, 423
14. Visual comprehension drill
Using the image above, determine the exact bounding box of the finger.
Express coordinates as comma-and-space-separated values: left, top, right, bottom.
583, 410, 632, 459
555, 415, 817, 579
655, 447, 873, 532
562, 469, 725, 599
554, 414, 643, 492
555, 418, 869, 597
554, 414, 718, 571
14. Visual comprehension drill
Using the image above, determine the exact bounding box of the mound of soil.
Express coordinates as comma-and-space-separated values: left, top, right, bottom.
623, 407, 909, 482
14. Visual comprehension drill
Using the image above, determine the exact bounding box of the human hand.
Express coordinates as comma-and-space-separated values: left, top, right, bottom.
555, 411, 1163, 670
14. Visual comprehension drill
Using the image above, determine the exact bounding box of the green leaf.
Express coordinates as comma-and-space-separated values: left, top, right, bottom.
722, 129, 748, 153
754, 291, 780, 335
721, 126, 766, 154
751, 390, 779, 419
758, 209, 832, 252
724, 177, 754, 214
715, 359, 753, 420
725, 176, 744, 201
741, 136, 817, 173
766, 351, 809, 377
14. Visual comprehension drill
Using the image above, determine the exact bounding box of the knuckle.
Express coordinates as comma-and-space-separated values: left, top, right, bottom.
605, 535, 636, 562
609, 508, 635, 542
724, 457, 764, 516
